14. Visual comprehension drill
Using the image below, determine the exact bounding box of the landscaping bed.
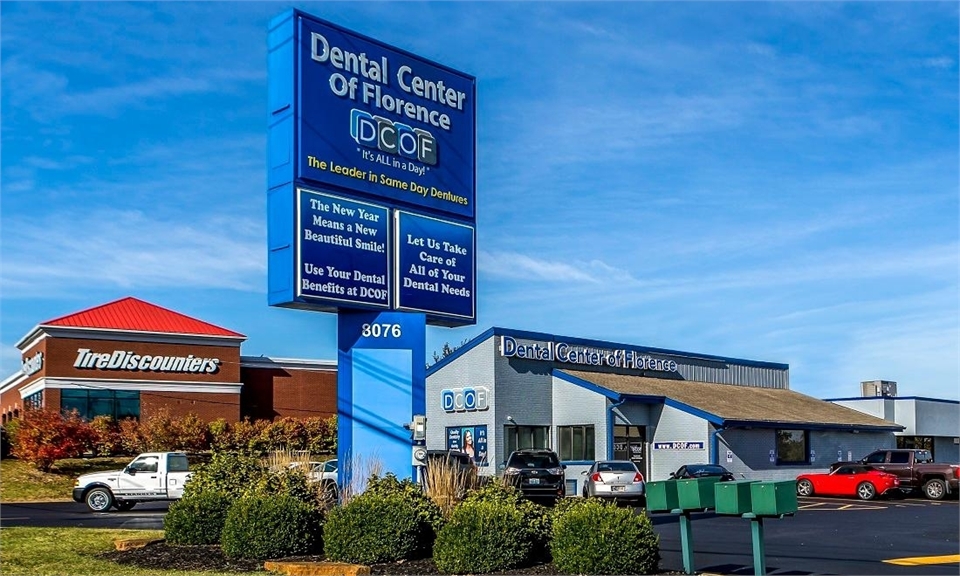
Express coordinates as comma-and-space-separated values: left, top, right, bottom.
99, 543, 564, 574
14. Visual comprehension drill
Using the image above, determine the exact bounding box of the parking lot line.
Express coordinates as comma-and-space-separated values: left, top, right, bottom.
883, 554, 960, 566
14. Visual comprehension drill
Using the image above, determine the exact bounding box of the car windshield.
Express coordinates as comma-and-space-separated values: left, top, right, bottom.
597, 462, 637, 472
508, 453, 559, 468
686, 465, 728, 476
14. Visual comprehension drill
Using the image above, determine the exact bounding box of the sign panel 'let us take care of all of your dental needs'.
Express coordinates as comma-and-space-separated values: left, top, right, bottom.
267, 10, 476, 326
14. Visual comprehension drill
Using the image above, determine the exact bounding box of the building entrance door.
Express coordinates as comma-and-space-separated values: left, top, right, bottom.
613, 425, 647, 477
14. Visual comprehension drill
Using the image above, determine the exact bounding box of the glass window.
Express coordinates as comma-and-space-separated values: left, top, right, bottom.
613, 425, 645, 461
558, 425, 595, 461
167, 455, 190, 472
863, 452, 887, 464
889, 452, 910, 464
130, 456, 159, 473
775, 429, 808, 465
504, 425, 549, 456
59, 389, 140, 420
897, 437, 935, 460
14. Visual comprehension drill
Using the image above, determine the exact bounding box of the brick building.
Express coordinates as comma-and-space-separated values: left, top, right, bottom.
0, 297, 336, 424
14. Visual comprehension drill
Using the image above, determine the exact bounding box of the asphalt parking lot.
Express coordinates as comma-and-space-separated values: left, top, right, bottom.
651, 495, 959, 575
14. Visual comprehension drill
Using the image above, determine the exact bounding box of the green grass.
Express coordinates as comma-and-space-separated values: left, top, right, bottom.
1, 457, 132, 502
1, 528, 248, 576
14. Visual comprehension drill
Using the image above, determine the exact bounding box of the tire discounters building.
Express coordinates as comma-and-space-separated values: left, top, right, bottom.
1, 297, 336, 425
426, 328, 904, 495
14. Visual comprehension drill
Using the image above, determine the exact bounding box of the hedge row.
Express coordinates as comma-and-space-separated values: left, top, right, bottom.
9, 408, 337, 470
166, 467, 660, 574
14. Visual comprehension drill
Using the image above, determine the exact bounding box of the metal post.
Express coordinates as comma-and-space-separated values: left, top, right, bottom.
749, 516, 766, 575
678, 511, 695, 574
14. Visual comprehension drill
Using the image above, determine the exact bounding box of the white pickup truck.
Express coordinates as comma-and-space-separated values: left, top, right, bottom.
73, 452, 192, 512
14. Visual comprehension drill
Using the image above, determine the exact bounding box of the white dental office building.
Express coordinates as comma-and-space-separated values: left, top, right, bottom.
426, 328, 903, 497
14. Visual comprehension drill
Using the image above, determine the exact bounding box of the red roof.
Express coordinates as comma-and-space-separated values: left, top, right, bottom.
40, 297, 245, 338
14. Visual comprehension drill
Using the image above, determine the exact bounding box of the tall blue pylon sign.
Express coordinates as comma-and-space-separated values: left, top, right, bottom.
266, 9, 476, 488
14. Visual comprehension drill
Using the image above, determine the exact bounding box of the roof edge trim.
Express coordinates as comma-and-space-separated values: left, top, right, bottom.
553, 370, 621, 401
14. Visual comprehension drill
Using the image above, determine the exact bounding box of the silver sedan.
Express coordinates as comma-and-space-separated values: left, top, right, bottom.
581, 460, 645, 505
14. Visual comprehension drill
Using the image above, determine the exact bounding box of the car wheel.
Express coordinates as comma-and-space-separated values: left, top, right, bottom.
114, 501, 136, 511
796, 479, 814, 497
856, 482, 876, 501
923, 479, 947, 500
85, 487, 114, 512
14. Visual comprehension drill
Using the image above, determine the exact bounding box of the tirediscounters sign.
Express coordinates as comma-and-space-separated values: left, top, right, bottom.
267, 9, 477, 326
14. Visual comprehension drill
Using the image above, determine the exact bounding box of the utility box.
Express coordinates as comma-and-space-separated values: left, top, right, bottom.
750, 480, 798, 516
714, 480, 757, 515
677, 476, 721, 509
646, 480, 680, 512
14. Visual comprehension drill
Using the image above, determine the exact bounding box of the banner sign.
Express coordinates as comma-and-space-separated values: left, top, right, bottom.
395, 211, 475, 322
297, 13, 475, 219
297, 188, 391, 308
653, 442, 704, 451
446, 425, 488, 467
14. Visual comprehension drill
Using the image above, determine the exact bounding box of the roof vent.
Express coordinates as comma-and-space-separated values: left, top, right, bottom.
861, 380, 897, 398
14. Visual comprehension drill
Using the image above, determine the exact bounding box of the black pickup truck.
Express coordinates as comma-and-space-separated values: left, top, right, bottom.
833, 449, 959, 500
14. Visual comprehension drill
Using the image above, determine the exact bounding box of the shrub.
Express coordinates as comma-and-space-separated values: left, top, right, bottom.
12, 409, 93, 471
461, 480, 551, 560
141, 407, 179, 451
433, 499, 532, 573
221, 495, 322, 560
88, 416, 122, 456
207, 418, 232, 452
324, 491, 430, 564
304, 415, 337, 455
183, 452, 266, 499
118, 417, 146, 454
252, 464, 326, 510
366, 473, 444, 535
175, 413, 210, 452
164, 491, 232, 545
550, 498, 660, 575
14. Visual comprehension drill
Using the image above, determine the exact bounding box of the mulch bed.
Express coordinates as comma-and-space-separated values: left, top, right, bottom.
97, 542, 563, 574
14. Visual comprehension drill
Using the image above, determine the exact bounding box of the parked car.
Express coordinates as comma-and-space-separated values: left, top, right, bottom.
73, 452, 192, 512
288, 459, 338, 483
836, 449, 959, 500
797, 464, 900, 500
425, 449, 476, 474
502, 449, 565, 504
669, 463, 735, 481
581, 460, 645, 505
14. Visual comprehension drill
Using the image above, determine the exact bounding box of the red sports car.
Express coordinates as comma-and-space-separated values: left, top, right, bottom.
796, 464, 900, 500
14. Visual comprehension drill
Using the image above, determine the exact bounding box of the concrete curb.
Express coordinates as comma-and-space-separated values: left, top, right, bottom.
113, 538, 164, 551
263, 561, 371, 575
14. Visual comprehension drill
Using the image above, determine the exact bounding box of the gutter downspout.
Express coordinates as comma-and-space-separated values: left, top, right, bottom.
607, 396, 627, 459
711, 424, 725, 466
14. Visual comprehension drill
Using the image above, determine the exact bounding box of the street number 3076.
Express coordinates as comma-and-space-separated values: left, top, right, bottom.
361, 323, 402, 338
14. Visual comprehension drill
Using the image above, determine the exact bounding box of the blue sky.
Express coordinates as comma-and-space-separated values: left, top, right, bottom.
2, 2, 957, 400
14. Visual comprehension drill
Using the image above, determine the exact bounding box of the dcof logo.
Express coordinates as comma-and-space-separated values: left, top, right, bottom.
350, 109, 437, 166
441, 386, 488, 412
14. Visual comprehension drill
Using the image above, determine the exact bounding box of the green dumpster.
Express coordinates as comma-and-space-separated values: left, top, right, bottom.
750, 480, 798, 516
646, 480, 680, 512
677, 476, 721, 509
714, 480, 757, 515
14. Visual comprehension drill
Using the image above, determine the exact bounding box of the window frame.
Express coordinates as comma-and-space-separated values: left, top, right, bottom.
557, 424, 595, 461
775, 429, 809, 465
503, 425, 550, 456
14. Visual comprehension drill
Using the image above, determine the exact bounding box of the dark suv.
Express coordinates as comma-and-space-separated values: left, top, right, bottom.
503, 449, 565, 504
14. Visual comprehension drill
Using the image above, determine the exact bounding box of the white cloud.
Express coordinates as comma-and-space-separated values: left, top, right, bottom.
1, 210, 266, 297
